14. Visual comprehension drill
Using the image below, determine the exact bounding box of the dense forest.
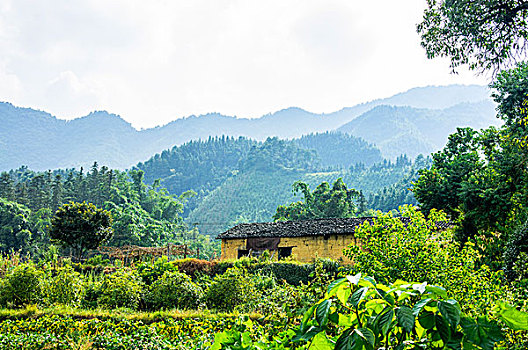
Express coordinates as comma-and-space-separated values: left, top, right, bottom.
292, 132, 383, 168
0, 164, 217, 259
0, 133, 427, 238
132, 133, 425, 233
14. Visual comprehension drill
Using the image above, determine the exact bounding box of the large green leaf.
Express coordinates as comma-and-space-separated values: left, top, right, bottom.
383, 292, 395, 306
418, 310, 436, 329
338, 313, 356, 327
355, 328, 375, 350
365, 299, 387, 314
436, 314, 451, 344
425, 285, 448, 299
376, 307, 394, 337
316, 299, 333, 327
359, 276, 377, 288
396, 305, 415, 333
335, 328, 375, 350
350, 287, 368, 308
309, 332, 335, 350
301, 304, 317, 332
335, 328, 359, 350
293, 326, 322, 342
327, 278, 347, 297
336, 286, 352, 306
438, 299, 461, 328
412, 298, 432, 316
460, 316, 504, 350
496, 301, 528, 331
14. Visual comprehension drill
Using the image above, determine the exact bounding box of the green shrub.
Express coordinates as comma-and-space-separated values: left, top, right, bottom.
259, 262, 312, 286
0, 263, 42, 307
136, 256, 177, 285
206, 267, 252, 311
146, 270, 203, 310
98, 269, 144, 309
344, 205, 507, 315
292, 275, 504, 349
86, 255, 111, 266
80, 277, 102, 309
42, 265, 84, 306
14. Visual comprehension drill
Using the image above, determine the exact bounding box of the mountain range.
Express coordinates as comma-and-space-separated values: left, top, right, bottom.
0, 84, 500, 171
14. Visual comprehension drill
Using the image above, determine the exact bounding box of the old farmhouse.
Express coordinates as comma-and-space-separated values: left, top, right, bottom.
218, 216, 451, 263
218, 217, 382, 263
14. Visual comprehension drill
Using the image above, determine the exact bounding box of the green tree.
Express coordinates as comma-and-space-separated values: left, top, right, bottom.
413, 127, 484, 240
417, 0, 528, 73
344, 206, 506, 315
274, 178, 359, 221
413, 64, 528, 270
50, 174, 63, 211
49, 201, 113, 260
0, 198, 32, 253
417, 0, 528, 275
0, 173, 15, 201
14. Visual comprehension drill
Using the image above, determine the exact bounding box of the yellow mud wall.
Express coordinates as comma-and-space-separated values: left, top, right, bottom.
280, 235, 357, 263
220, 238, 246, 260
220, 235, 358, 263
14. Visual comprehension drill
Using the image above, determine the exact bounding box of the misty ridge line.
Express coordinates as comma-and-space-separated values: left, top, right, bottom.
0, 84, 498, 172
2, 84, 489, 131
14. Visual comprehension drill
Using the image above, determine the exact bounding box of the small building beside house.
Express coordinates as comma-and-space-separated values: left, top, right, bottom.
217, 217, 382, 263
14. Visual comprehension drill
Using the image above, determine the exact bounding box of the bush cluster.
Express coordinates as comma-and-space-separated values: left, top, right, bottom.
0, 255, 333, 313
146, 270, 203, 310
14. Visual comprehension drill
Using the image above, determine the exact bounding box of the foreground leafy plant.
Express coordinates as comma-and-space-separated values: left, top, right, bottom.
295, 274, 504, 349
344, 206, 506, 316
211, 275, 506, 349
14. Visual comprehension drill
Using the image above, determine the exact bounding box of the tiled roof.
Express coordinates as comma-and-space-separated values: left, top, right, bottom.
217, 216, 452, 240
218, 217, 386, 239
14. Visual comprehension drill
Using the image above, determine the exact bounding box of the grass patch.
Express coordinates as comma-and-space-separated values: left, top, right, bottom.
0, 306, 264, 323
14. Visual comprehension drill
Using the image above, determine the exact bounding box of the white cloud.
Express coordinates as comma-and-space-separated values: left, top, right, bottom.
44, 71, 104, 117
0, 0, 487, 128
0, 60, 22, 101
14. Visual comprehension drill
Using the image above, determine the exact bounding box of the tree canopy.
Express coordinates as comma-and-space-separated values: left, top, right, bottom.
413, 63, 528, 271
415, 0, 528, 277
0, 198, 32, 254
417, 0, 528, 73
49, 201, 113, 260
273, 178, 360, 221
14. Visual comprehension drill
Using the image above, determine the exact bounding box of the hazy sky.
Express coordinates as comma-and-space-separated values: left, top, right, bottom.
0, 0, 487, 129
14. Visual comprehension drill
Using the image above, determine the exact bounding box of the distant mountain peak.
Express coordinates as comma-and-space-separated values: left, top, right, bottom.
72, 110, 134, 129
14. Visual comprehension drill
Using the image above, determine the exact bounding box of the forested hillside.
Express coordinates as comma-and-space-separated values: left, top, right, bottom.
0, 130, 423, 237
292, 132, 382, 168
0, 85, 493, 171
338, 100, 499, 159
187, 153, 427, 234
136, 133, 380, 214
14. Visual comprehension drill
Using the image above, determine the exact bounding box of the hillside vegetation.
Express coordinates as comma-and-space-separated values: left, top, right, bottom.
337, 100, 499, 159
